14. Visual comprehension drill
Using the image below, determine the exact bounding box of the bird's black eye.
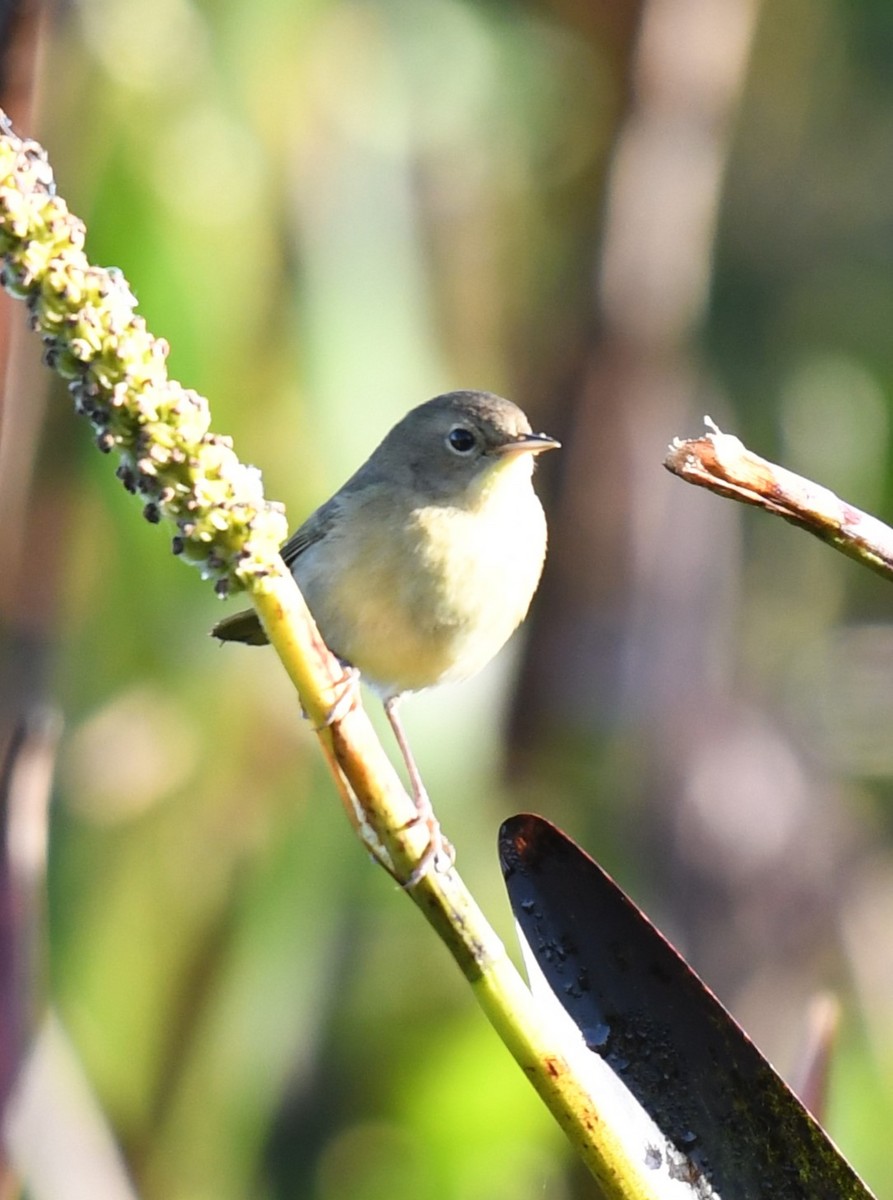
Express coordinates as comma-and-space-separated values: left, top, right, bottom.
447, 426, 477, 455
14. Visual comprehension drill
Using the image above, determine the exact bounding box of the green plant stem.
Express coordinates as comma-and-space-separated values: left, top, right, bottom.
0, 109, 666, 1200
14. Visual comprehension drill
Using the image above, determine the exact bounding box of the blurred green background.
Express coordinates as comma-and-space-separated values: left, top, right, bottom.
4, 0, 893, 1196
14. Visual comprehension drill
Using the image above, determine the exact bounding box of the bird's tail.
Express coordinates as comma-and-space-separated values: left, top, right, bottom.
211, 608, 269, 645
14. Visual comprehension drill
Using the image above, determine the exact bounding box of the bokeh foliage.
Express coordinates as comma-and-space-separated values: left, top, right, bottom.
4, 1, 893, 1197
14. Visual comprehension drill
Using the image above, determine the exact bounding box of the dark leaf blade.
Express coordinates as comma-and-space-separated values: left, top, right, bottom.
499, 814, 875, 1200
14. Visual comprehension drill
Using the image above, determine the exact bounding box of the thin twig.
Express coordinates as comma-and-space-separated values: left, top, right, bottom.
665, 418, 893, 581
790, 992, 841, 1124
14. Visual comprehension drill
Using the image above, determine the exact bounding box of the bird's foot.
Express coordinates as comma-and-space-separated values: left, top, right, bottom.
400, 784, 455, 889
309, 664, 361, 730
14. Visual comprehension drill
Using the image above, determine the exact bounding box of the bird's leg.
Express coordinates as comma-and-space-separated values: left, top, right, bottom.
312, 677, 452, 885
383, 695, 454, 884
383, 695, 430, 813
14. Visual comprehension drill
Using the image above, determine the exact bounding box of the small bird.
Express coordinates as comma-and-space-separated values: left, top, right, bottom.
213, 390, 559, 853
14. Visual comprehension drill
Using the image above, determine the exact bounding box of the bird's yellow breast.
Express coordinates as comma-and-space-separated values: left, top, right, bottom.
294, 455, 547, 696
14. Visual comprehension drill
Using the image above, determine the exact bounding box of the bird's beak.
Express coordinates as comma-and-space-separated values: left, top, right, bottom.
493, 431, 561, 457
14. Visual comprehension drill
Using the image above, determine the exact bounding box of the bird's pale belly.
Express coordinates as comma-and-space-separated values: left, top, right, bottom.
296, 489, 547, 696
